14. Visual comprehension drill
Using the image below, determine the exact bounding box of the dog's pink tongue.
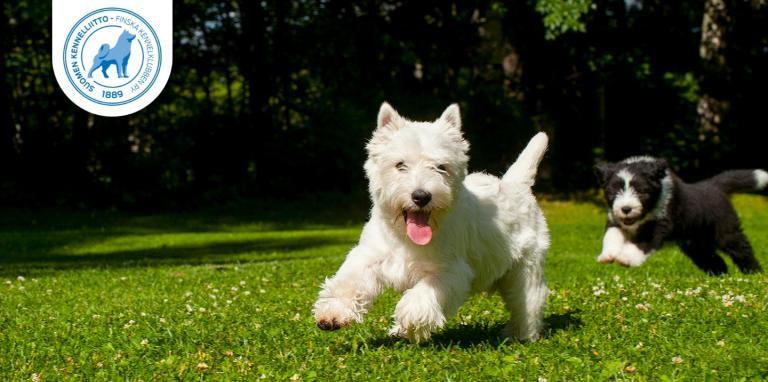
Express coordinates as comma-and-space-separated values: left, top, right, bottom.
406, 211, 432, 245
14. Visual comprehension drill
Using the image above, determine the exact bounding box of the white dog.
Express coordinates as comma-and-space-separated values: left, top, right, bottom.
312, 103, 550, 342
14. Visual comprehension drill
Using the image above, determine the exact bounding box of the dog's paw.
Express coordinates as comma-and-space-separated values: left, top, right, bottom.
613, 244, 647, 267
388, 322, 435, 343
597, 252, 616, 264
502, 322, 541, 343
392, 290, 445, 343
388, 324, 406, 338
312, 297, 362, 331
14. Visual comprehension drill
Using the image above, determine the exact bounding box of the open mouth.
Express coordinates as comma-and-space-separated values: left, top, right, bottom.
403, 210, 432, 245
620, 217, 638, 226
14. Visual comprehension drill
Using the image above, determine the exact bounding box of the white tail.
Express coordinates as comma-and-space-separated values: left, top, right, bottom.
502, 132, 549, 187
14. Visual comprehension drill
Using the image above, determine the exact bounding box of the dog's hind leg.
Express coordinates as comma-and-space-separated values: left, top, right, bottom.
718, 230, 763, 273
498, 255, 548, 342
679, 240, 728, 275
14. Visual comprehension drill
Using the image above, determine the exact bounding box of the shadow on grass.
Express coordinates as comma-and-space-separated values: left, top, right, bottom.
0, 198, 367, 275
0, 233, 354, 276
348, 310, 584, 351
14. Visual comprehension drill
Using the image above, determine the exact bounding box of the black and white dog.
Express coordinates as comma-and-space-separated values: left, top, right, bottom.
595, 156, 765, 275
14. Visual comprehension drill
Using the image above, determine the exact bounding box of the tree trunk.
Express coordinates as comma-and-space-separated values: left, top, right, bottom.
697, 0, 732, 144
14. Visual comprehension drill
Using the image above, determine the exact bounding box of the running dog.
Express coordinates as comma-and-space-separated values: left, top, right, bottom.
313, 103, 550, 342
595, 156, 765, 275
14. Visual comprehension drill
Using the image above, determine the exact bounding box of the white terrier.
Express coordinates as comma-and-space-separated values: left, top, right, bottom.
312, 103, 550, 342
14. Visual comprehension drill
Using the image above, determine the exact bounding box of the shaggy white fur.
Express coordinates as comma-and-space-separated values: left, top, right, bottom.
597, 226, 650, 267
312, 102, 550, 343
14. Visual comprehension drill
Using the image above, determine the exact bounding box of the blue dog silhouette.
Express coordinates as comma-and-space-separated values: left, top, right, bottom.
88, 30, 136, 79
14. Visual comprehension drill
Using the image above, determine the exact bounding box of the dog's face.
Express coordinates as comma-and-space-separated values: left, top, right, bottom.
365, 103, 469, 245
595, 157, 669, 227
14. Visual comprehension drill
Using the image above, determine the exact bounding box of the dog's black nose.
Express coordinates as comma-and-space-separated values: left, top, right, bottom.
621, 206, 632, 214
411, 190, 432, 207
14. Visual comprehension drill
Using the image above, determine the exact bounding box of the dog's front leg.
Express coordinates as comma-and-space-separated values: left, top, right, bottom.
597, 226, 625, 263
390, 261, 473, 343
313, 245, 383, 331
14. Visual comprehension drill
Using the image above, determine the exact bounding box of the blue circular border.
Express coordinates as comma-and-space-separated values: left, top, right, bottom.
63, 7, 162, 107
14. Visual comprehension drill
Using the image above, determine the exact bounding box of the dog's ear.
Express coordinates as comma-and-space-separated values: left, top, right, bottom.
439, 103, 462, 132
377, 102, 402, 130
649, 159, 668, 178
594, 162, 616, 184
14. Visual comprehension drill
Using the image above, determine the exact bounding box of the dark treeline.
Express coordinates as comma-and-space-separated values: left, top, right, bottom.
2, 0, 767, 208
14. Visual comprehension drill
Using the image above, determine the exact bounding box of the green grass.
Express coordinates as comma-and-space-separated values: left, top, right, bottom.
1, 195, 767, 380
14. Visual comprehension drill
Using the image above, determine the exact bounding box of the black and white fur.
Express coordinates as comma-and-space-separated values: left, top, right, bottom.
595, 156, 765, 275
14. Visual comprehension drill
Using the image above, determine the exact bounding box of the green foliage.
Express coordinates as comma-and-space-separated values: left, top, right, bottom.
664, 72, 700, 104
3, 0, 768, 204
1, 196, 768, 379
535, 0, 594, 40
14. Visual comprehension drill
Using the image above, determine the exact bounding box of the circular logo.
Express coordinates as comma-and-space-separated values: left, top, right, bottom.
63, 8, 162, 107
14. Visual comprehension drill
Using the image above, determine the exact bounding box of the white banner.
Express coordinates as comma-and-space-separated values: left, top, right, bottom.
52, 0, 173, 117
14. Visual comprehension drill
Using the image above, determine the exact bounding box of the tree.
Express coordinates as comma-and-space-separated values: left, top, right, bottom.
697, 0, 731, 144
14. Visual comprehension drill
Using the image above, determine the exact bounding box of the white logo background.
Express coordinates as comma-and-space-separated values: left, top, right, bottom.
53, 0, 172, 117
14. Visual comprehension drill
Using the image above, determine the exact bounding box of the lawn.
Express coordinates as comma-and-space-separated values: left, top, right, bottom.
1, 195, 767, 380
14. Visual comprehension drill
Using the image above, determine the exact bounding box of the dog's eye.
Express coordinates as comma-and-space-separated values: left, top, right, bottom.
436, 164, 448, 173
396, 161, 407, 172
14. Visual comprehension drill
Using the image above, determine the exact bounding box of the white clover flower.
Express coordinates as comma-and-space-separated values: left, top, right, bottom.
635, 303, 651, 311
671, 356, 683, 365
123, 320, 136, 329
